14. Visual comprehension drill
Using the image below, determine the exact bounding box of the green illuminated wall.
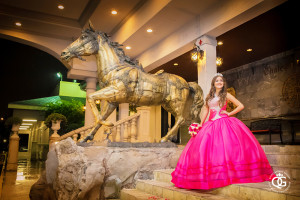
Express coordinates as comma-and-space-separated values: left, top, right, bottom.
59, 81, 86, 98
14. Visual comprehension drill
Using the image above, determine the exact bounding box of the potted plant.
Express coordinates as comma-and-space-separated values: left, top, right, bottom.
5, 116, 22, 133
45, 113, 67, 137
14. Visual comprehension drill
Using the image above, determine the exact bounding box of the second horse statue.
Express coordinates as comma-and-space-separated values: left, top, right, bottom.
61, 22, 204, 143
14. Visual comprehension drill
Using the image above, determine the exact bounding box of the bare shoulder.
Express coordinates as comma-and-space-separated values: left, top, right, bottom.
226, 92, 244, 107
226, 92, 234, 100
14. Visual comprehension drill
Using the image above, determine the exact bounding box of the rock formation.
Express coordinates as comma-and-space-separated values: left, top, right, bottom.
31, 138, 182, 200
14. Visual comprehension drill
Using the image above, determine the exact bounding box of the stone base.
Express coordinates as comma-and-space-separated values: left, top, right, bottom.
43, 138, 182, 200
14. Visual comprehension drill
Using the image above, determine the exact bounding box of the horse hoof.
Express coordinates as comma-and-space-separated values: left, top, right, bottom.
101, 121, 114, 127
160, 137, 168, 143
78, 139, 86, 143
86, 135, 94, 141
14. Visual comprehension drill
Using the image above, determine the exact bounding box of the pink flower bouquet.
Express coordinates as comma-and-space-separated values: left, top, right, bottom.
188, 123, 201, 137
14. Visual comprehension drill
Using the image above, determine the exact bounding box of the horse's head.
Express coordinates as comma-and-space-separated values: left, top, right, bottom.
61, 22, 99, 62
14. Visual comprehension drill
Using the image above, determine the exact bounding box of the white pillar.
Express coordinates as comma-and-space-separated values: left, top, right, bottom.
85, 77, 97, 126
196, 35, 217, 98
7, 125, 20, 171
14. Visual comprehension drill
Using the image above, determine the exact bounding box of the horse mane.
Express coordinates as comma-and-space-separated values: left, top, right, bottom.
88, 29, 145, 72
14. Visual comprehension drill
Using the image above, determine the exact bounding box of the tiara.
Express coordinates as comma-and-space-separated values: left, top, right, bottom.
214, 72, 223, 77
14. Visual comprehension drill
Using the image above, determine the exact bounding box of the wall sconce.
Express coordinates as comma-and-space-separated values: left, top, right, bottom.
216, 57, 223, 66
216, 42, 223, 66
191, 45, 204, 62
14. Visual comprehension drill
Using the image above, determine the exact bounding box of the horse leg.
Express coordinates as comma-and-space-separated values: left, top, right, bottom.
161, 89, 189, 142
80, 86, 119, 142
80, 102, 116, 143
161, 104, 185, 143
161, 116, 185, 142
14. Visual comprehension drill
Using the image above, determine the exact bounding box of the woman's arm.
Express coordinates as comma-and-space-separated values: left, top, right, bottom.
199, 103, 209, 126
222, 93, 244, 116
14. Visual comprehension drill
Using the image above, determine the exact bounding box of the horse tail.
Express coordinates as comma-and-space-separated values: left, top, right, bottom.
187, 82, 204, 123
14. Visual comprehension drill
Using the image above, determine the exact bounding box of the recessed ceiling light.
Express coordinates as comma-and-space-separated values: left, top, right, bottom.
147, 29, 153, 33
111, 10, 117, 15
247, 48, 253, 52
217, 41, 223, 45
126, 46, 131, 50
15, 22, 22, 26
173, 63, 179, 66
58, 5, 64, 10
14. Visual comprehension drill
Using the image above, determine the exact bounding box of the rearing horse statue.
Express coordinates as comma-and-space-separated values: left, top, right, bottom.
61, 22, 204, 143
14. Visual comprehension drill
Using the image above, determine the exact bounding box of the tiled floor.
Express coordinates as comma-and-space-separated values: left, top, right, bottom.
1, 159, 44, 200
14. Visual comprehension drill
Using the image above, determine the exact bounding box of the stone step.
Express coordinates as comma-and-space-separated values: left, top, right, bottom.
153, 170, 300, 200
154, 166, 300, 184
261, 145, 300, 154
121, 189, 165, 200
135, 179, 239, 200
266, 153, 300, 167
154, 169, 173, 183
272, 165, 300, 181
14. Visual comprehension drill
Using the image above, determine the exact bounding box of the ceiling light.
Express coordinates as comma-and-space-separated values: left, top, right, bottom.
217, 41, 223, 45
125, 46, 131, 50
23, 119, 37, 122
0, 117, 3, 121
58, 5, 64, 10
15, 22, 22, 27
247, 48, 253, 52
147, 29, 153, 33
19, 128, 28, 130
173, 63, 179, 66
111, 10, 117, 15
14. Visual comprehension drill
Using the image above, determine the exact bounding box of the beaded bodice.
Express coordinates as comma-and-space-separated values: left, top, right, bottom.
207, 95, 228, 121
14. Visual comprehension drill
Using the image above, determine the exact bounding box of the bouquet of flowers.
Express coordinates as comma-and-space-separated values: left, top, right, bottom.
188, 123, 202, 137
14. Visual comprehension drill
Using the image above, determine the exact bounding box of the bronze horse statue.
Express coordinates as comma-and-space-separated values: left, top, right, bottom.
61, 23, 204, 143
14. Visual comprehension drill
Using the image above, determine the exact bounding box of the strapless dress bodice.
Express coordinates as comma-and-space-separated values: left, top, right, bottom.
207, 95, 228, 121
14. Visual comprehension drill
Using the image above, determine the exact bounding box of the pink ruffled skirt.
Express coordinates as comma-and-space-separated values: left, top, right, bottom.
171, 117, 276, 189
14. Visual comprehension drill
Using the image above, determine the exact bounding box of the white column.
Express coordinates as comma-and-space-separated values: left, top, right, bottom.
85, 77, 97, 126
196, 35, 217, 98
7, 125, 20, 171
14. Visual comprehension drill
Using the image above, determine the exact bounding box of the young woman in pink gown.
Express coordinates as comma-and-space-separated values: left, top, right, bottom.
171, 73, 276, 189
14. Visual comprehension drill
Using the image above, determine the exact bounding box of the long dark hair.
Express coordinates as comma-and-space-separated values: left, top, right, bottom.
205, 75, 227, 107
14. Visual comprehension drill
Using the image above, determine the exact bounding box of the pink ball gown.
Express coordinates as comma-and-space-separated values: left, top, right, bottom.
171, 95, 276, 189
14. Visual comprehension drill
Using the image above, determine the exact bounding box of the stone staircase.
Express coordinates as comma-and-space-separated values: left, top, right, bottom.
120, 145, 300, 200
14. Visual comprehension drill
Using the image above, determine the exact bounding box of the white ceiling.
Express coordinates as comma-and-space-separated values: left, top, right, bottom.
0, 0, 285, 69
0, 0, 145, 40
0, 0, 220, 45
0, 0, 89, 19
